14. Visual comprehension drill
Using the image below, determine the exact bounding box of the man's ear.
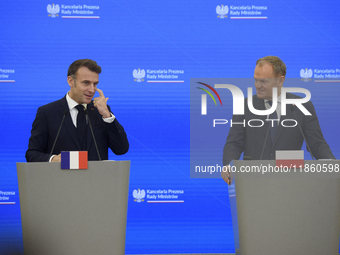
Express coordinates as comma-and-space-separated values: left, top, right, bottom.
67, 76, 74, 87
278, 76, 285, 87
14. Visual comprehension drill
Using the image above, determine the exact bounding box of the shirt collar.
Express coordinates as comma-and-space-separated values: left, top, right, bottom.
66, 92, 87, 110
265, 94, 282, 104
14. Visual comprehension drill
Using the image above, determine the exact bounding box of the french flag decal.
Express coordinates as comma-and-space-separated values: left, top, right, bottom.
61, 151, 88, 169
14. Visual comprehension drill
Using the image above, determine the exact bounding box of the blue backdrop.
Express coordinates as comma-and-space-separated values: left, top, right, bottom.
1, 0, 340, 254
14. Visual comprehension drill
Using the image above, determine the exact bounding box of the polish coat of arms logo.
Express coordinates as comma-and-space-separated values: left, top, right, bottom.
133, 68, 146, 82
300, 68, 313, 82
47, 3, 60, 18
133, 189, 146, 202
216, 5, 229, 19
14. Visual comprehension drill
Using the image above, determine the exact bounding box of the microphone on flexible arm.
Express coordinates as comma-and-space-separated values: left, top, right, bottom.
48, 110, 68, 161
84, 109, 102, 161
290, 104, 315, 160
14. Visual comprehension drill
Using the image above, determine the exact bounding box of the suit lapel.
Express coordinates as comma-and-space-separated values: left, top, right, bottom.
59, 96, 83, 150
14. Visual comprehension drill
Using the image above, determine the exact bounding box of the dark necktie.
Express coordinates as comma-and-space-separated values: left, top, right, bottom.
268, 100, 278, 142
75, 104, 87, 139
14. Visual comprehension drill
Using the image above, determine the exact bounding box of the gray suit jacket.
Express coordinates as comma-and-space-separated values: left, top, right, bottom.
223, 93, 335, 165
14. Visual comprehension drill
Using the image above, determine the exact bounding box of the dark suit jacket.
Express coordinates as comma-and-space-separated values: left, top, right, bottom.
223, 93, 335, 165
26, 96, 129, 162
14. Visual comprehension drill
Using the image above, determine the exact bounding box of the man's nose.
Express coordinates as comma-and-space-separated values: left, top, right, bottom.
88, 84, 95, 93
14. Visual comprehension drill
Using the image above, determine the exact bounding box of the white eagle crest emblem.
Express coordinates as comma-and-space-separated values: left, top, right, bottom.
133, 68, 146, 82
47, 3, 60, 18
300, 68, 313, 82
216, 5, 229, 19
133, 189, 146, 202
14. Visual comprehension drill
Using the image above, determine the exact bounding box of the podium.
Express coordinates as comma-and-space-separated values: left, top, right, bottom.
228, 160, 340, 255
16, 161, 130, 255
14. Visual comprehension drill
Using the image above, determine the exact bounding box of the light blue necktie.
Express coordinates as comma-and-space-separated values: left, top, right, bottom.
267, 100, 278, 142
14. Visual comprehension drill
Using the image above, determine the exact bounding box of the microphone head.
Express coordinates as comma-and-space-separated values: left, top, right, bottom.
290, 104, 296, 112
63, 110, 68, 116
84, 109, 89, 115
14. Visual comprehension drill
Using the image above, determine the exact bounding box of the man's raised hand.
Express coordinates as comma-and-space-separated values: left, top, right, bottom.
93, 88, 111, 118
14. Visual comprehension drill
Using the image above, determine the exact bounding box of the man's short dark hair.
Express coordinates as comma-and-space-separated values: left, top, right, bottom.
67, 59, 102, 77
256, 56, 286, 77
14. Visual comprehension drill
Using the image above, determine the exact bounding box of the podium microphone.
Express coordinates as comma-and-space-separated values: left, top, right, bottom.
84, 109, 102, 161
48, 110, 68, 161
290, 105, 315, 160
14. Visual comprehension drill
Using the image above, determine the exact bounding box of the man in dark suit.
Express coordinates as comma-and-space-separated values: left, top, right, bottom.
26, 59, 129, 162
222, 56, 335, 184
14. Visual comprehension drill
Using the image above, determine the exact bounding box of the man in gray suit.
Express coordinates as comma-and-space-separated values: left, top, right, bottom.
222, 56, 335, 184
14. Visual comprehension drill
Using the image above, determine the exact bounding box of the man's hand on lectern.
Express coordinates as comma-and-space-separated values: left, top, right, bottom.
51, 154, 61, 162
221, 165, 232, 185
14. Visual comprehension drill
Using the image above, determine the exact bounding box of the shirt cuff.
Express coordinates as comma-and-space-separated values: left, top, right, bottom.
49, 155, 55, 162
103, 112, 116, 123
